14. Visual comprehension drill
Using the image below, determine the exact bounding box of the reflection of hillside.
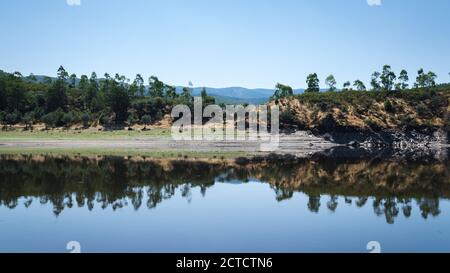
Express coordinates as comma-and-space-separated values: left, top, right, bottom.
244, 157, 450, 198
0, 154, 448, 224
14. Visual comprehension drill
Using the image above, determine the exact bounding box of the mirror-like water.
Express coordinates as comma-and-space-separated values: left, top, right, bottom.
0, 151, 449, 252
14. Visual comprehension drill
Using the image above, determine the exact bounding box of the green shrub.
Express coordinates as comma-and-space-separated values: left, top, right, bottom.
127, 113, 138, 124
384, 100, 394, 113
141, 114, 152, 125
81, 113, 91, 127
99, 114, 112, 125
33, 107, 45, 120
154, 110, 163, 121
416, 104, 429, 117
0, 111, 5, 123
61, 112, 74, 126
5, 112, 21, 125
364, 118, 375, 127
42, 111, 62, 128
22, 112, 35, 127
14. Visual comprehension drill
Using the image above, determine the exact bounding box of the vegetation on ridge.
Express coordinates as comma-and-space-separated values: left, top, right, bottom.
271, 65, 450, 132
0, 65, 449, 134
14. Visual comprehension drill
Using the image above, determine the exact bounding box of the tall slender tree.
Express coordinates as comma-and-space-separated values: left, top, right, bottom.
353, 80, 366, 91
108, 75, 130, 123
325, 75, 337, 92
149, 76, 164, 97
426, 71, 437, 87
342, 81, 352, 91
46, 66, 68, 112
79, 75, 89, 91
165, 85, 177, 99
305, 73, 320, 93
370, 71, 381, 91
181, 87, 192, 102
396, 69, 409, 90
415, 69, 437, 88
85, 72, 99, 111
137, 74, 145, 97
69, 73, 77, 88
415, 68, 426, 88
57, 66, 68, 81
380, 65, 396, 91
271, 83, 293, 99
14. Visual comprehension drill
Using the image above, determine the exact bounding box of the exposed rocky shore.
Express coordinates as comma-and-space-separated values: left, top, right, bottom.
317, 128, 447, 147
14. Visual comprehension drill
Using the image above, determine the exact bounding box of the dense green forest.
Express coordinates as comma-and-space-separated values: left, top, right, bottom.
0, 65, 449, 130
0, 66, 215, 128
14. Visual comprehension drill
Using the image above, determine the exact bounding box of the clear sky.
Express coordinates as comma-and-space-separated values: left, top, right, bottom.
1, 0, 449, 88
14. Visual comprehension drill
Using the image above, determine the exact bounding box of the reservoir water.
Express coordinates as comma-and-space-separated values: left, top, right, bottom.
0, 150, 449, 253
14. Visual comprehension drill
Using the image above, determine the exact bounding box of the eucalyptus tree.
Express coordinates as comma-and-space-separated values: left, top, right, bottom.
380, 65, 396, 91
130, 74, 145, 98
370, 71, 381, 91
149, 76, 164, 97
46, 66, 68, 112
79, 75, 89, 91
305, 73, 320, 93
415, 69, 437, 88
84, 72, 99, 111
396, 69, 409, 90
181, 87, 192, 102
108, 74, 130, 123
271, 83, 293, 99
325, 75, 337, 92
353, 80, 366, 91
165, 85, 177, 99
342, 81, 351, 91
425, 71, 437, 87
69, 73, 77, 88
57, 66, 69, 81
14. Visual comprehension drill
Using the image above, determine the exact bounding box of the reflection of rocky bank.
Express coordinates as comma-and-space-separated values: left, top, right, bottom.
0, 153, 448, 224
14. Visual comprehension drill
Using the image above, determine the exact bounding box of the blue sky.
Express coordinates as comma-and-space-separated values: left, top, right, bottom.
1, 0, 449, 88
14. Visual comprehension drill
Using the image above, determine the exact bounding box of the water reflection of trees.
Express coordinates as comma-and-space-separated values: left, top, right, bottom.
0, 154, 448, 223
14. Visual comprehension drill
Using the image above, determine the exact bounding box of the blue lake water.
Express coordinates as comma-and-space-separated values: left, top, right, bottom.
0, 153, 449, 253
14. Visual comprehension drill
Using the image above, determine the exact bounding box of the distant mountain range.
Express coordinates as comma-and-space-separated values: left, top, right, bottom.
177, 86, 305, 104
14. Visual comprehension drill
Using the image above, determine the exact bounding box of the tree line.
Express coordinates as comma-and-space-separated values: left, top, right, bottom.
1, 65, 448, 128
0, 66, 215, 128
271, 65, 447, 99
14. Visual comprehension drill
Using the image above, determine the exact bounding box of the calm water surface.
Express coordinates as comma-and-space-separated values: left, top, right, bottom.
0, 151, 449, 252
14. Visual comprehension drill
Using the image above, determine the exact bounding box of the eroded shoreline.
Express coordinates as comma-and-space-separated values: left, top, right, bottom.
0, 128, 448, 160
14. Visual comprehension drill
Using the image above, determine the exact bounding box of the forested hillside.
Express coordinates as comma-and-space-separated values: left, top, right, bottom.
1, 65, 449, 136
0, 66, 214, 128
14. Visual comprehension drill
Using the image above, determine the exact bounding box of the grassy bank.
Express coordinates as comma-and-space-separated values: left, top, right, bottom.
0, 128, 251, 159
0, 146, 251, 160
0, 127, 171, 140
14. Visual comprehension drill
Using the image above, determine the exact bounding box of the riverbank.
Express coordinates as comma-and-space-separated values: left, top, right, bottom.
0, 128, 339, 159
1, 126, 449, 160
0, 126, 171, 140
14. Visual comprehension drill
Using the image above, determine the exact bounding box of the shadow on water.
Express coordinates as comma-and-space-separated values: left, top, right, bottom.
0, 147, 448, 225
